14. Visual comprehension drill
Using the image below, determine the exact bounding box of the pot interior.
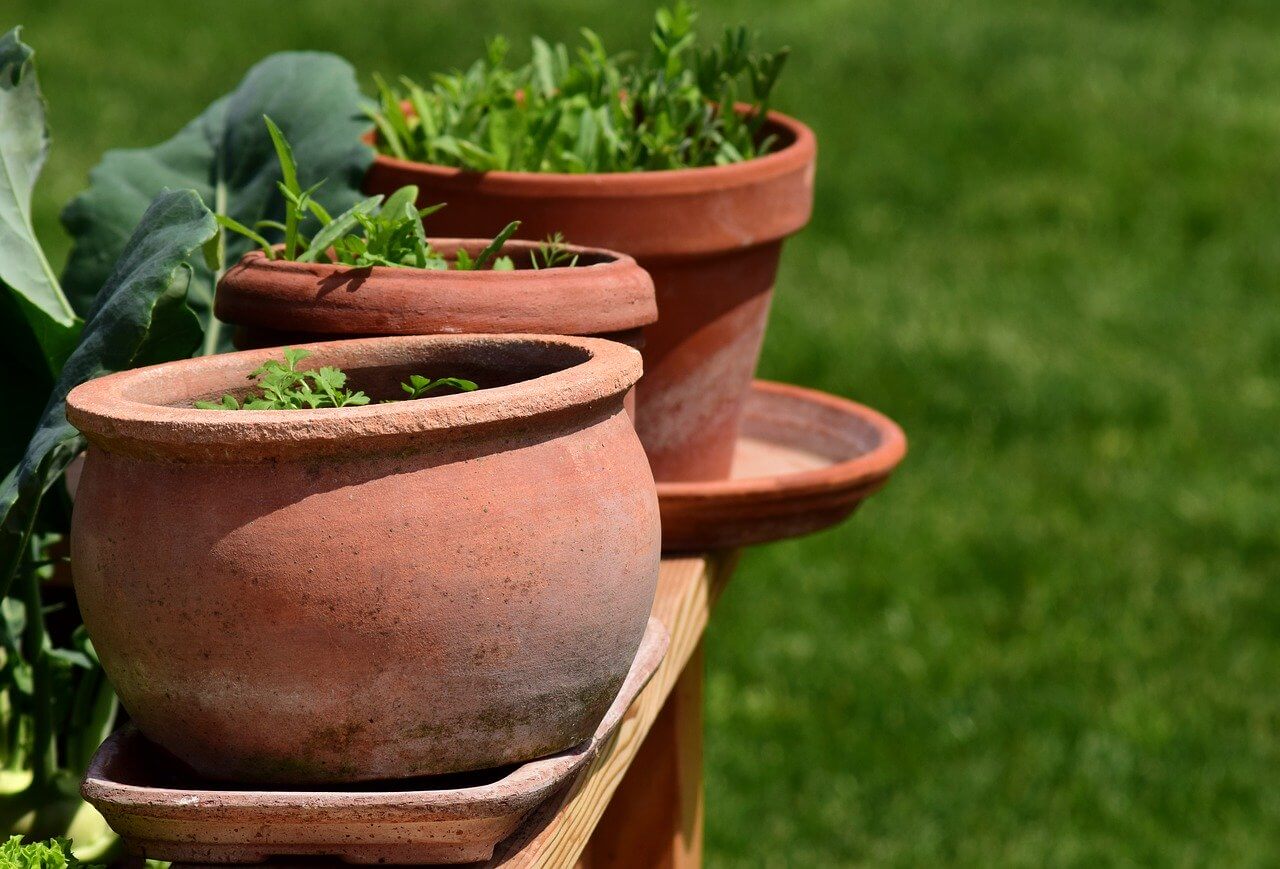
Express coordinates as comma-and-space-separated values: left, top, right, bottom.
740, 388, 886, 465
428, 239, 617, 270
118, 338, 595, 410
757, 115, 799, 154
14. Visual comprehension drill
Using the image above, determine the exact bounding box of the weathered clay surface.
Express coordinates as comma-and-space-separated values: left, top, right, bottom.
67, 335, 661, 785
215, 238, 656, 343
363, 110, 818, 483
657, 380, 907, 551
82, 618, 669, 865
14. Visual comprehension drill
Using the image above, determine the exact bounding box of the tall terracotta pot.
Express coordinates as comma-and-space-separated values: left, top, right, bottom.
66, 334, 659, 785
363, 110, 817, 482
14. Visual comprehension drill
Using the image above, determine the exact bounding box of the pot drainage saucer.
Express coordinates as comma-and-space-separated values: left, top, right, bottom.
657, 380, 907, 551
82, 618, 669, 865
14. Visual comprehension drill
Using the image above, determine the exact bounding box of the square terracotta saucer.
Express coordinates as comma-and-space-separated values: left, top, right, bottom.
82, 618, 669, 865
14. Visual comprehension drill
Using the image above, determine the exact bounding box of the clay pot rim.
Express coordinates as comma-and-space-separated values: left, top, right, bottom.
65, 334, 641, 459
656, 381, 907, 501
217, 238, 658, 334
367, 108, 816, 196
237, 236, 643, 279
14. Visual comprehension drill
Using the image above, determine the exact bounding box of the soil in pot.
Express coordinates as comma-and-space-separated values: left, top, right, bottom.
65, 334, 660, 786
363, 110, 816, 483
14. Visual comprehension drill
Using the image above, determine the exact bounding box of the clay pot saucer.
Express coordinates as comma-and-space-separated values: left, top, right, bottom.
82, 618, 669, 865
657, 381, 907, 551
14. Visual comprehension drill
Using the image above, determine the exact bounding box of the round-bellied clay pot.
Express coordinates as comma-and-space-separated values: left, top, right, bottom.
363, 110, 817, 483
214, 239, 657, 351
66, 334, 660, 786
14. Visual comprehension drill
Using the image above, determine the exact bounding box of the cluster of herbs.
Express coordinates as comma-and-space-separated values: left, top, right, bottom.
369, 1, 788, 173
194, 348, 476, 411
0, 835, 98, 868
218, 117, 524, 271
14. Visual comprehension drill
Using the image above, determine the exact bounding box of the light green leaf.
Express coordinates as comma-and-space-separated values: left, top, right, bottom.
0, 28, 81, 374
473, 221, 522, 271
214, 213, 273, 257
299, 195, 382, 263
60, 52, 373, 354
0, 834, 98, 868
380, 185, 418, 218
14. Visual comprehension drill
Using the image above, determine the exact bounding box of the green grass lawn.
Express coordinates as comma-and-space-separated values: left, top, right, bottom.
10, 0, 1280, 863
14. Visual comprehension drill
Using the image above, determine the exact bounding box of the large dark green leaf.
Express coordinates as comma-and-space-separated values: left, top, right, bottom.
60, 51, 373, 355
0, 28, 81, 375
0, 189, 216, 601
0, 289, 53, 480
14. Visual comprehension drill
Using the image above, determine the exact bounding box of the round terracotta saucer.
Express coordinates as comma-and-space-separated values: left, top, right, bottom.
658, 380, 907, 552
81, 619, 669, 866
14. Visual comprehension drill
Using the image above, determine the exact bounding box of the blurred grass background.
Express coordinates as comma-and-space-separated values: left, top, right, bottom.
10, 0, 1280, 864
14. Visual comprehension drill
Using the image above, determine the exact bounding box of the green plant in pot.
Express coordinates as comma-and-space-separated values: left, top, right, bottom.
211, 121, 659, 354
192, 346, 477, 410
362, 0, 817, 483
216, 117, 521, 273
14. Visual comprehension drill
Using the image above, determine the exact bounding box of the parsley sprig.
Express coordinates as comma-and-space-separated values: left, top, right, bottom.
194, 348, 477, 411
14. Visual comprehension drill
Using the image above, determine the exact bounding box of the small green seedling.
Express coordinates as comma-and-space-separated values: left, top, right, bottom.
369, 1, 788, 173
216, 118, 550, 272
194, 348, 477, 410
531, 232, 580, 270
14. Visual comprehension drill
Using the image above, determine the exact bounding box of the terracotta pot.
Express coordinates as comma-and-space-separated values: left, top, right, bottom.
363, 109, 817, 482
214, 239, 656, 349
66, 334, 660, 785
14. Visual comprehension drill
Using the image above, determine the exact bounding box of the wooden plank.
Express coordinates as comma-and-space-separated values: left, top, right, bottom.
575, 642, 705, 868
489, 553, 736, 868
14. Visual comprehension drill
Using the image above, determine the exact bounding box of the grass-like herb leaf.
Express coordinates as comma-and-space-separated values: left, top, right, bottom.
471, 221, 521, 270
401, 375, 479, 399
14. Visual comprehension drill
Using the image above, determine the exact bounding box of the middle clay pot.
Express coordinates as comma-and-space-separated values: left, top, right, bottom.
66, 334, 659, 785
214, 239, 657, 350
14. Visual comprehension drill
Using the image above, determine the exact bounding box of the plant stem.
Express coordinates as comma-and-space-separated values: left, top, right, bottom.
19, 555, 55, 793
0, 488, 42, 603
201, 154, 229, 357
